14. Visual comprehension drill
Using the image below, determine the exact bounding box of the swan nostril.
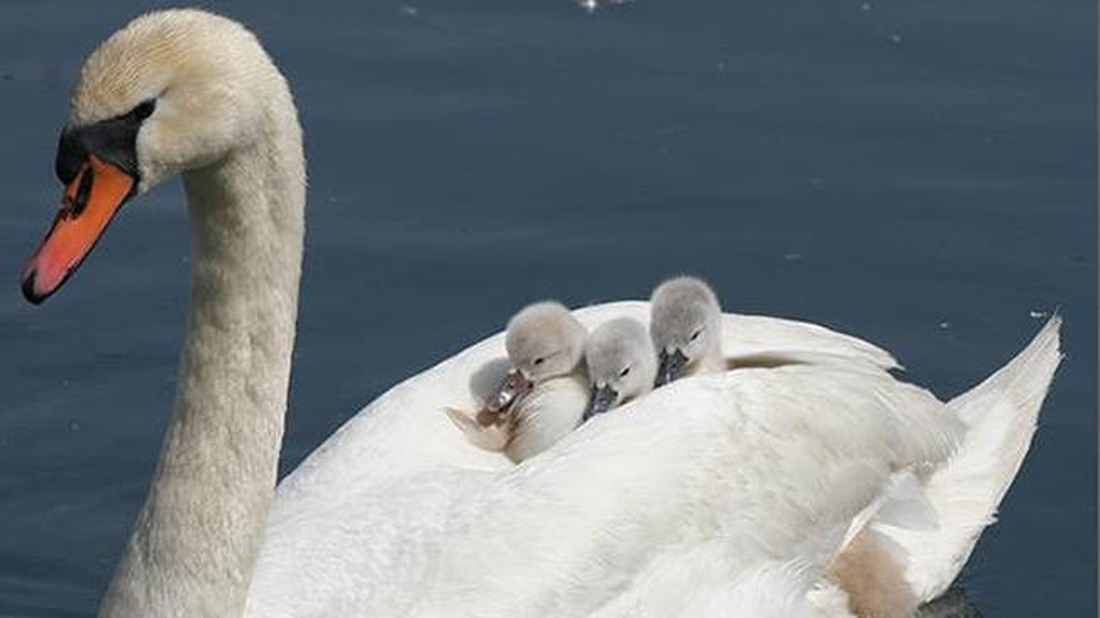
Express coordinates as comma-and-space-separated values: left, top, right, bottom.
69, 165, 95, 218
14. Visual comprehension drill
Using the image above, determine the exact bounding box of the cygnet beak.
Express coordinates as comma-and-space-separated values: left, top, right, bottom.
486, 368, 534, 414
583, 383, 619, 422
655, 348, 689, 387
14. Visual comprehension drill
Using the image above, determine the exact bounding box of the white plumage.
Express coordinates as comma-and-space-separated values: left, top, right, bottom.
248, 303, 1053, 617
25, 10, 1061, 617
445, 301, 591, 462
885, 315, 1063, 602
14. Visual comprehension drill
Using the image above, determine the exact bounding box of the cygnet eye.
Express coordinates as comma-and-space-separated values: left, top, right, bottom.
690, 328, 703, 342
533, 357, 545, 366
619, 366, 631, 378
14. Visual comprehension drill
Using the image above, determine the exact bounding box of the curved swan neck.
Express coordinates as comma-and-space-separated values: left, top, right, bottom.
99, 96, 305, 617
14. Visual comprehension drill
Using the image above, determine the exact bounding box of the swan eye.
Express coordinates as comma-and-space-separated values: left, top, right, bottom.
619, 366, 631, 378
132, 99, 156, 120
690, 329, 703, 342
533, 357, 545, 366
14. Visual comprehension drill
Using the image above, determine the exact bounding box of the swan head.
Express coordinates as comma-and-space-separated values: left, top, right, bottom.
649, 276, 722, 387
582, 317, 657, 420
21, 9, 294, 304
487, 301, 588, 413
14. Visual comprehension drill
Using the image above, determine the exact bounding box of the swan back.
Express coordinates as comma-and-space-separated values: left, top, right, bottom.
590, 549, 845, 618
389, 363, 960, 616
248, 302, 910, 615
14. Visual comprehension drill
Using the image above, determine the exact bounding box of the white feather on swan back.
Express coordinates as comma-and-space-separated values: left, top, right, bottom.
248, 316, 960, 616
590, 547, 848, 618
269, 302, 898, 508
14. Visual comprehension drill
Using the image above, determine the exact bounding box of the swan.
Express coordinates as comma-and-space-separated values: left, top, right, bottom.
651, 276, 724, 384
582, 317, 657, 419
17, 9, 1063, 617
589, 316, 1062, 618
446, 301, 590, 462
646, 274, 1055, 616
649, 275, 922, 614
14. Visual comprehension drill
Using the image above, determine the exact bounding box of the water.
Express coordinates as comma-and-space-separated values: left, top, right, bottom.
0, 1, 1094, 615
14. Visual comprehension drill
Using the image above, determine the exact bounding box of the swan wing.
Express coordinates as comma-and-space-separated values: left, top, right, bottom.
878, 316, 1062, 602
720, 313, 898, 370
406, 364, 956, 616
590, 550, 851, 618
249, 351, 960, 616
268, 302, 893, 519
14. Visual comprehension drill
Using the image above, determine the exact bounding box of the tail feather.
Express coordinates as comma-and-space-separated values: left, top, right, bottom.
881, 316, 1063, 601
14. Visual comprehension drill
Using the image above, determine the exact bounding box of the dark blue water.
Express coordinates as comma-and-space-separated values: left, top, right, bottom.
0, 1, 1094, 616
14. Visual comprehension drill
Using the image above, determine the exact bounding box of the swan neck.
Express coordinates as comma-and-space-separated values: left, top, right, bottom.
99, 106, 305, 616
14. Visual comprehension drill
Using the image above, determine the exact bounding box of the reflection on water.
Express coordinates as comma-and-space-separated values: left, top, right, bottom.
918, 588, 982, 618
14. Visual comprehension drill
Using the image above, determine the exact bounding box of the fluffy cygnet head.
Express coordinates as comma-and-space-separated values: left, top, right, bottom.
22, 9, 301, 303
583, 317, 657, 420
487, 301, 587, 413
650, 276, 722, 387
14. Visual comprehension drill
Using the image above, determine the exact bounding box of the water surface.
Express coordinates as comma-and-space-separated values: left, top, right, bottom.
0, 1, 1094, 615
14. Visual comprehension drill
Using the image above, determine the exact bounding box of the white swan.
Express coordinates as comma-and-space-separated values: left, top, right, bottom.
647, 275, 1064, 615
583, 317, 657, 419
651, 276, 726, 384
22, 9, 304, 616
589, 316, 1062, 618
649, 275, 925, 615
446, 301, 590, 461
18, 10, 1062, 618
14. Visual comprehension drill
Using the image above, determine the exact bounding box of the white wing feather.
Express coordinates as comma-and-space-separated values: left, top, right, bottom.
245, 304, 1057, 617
882, 316, 1062, 601
247, 314, 958, 616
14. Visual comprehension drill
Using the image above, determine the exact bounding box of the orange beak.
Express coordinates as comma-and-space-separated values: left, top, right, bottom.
21, 154, 136, 304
